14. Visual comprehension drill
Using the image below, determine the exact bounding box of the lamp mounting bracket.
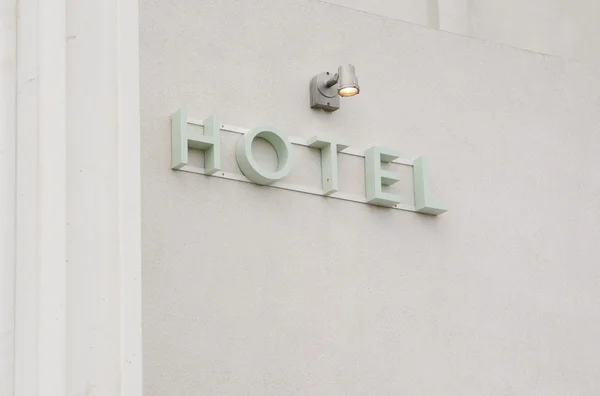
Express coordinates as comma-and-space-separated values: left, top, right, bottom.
310, 72, 340, 112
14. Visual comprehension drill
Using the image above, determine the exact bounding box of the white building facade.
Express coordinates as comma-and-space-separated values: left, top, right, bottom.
2, 1, 600, 395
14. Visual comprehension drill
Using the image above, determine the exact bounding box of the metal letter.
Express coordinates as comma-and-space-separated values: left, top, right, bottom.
364, 147, 401, 207
413, 157, 447, 215
235, 126, 293, 185
171, 109, 221, 174
308, 136, 348, 195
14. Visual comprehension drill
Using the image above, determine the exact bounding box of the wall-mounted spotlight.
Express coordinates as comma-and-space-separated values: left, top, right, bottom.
310, 64, 360, 112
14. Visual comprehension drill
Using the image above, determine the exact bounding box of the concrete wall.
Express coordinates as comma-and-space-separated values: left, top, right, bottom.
465, 0, 600, 62
325, 0, 600, 62
140, 0, 600, 394
322, 0, 440, 28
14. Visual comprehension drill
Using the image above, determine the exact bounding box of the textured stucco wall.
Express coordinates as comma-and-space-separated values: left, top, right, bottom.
140, 0, 600, 394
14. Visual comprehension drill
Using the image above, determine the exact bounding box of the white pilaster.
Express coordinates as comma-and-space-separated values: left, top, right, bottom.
0, 0, 16, 394
14, 0, 142, 395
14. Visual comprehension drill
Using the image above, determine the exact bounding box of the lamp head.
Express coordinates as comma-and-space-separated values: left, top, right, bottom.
337, 64, 360, 97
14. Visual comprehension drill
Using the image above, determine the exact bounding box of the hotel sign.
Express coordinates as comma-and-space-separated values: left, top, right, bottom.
171, 109, 446, 216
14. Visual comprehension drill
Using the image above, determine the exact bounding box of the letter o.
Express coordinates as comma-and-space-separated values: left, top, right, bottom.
235, 126, 293, 185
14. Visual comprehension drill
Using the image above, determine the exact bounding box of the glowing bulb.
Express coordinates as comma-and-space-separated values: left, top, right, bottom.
339, 87, 359, 97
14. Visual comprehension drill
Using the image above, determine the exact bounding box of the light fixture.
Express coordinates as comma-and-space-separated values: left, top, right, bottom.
310, 64, 360, 112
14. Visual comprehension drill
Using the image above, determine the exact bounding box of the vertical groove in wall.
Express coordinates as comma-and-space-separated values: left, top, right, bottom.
466, 0, 472, 36
428, 0, 441, 30
437, 0, 470, 35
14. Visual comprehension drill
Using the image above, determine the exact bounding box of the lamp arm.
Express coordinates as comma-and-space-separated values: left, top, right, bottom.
325, 73, 339, 88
